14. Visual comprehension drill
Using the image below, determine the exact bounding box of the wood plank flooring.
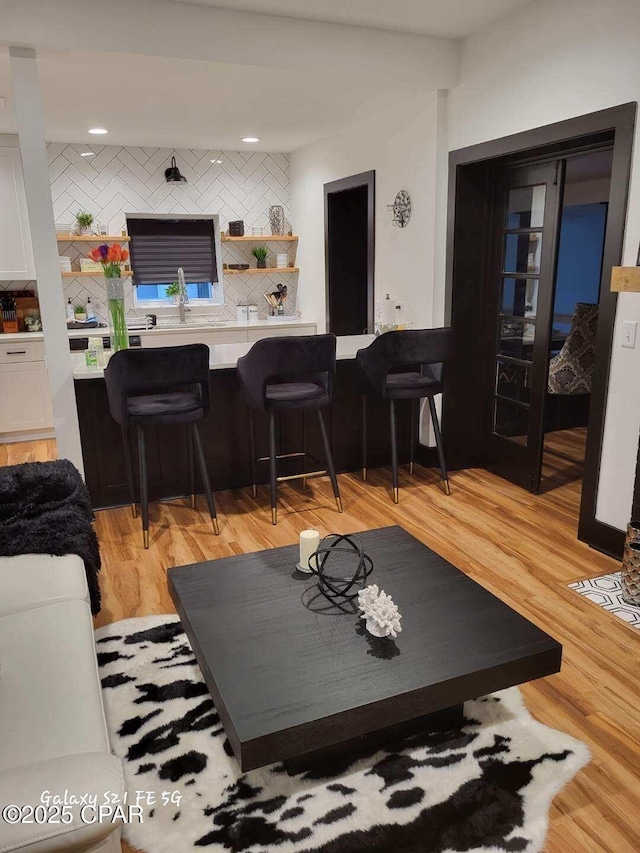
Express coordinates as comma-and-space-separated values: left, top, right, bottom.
3, 437, 638, 852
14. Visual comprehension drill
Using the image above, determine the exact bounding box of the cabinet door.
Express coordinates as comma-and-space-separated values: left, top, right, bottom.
0, 148, 35, 279
0, 363, 53, 433
246, 325, 316, 341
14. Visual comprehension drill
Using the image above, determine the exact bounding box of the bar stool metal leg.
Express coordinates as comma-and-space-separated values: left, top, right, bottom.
427, 396, 450, 495
187, 424, 196, 509
317, 409, 342, 512
389, 399, 399, 504
269, 412, 278, 524
121, 426, 138, 518
409, 398, 417, 477
362, 395, 368, 482
137, 426, 149, 548
192, 422, 220, 534
248, 409, 257, 499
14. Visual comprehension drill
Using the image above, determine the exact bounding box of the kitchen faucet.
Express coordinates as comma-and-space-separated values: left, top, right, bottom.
177, 267, 189, 324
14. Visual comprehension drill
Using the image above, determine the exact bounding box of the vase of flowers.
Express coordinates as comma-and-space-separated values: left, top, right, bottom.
87, 243, 130, 352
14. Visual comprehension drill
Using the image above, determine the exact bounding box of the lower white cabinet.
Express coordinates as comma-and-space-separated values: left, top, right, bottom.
0, 361, 53, 434
246, 324, 316, 342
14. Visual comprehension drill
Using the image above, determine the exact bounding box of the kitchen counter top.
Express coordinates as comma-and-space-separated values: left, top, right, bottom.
73, 334, 375, 379
0, 317, 315, 344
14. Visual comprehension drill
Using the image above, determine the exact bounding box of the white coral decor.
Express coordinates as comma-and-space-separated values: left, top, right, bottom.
357, 584, 402, 638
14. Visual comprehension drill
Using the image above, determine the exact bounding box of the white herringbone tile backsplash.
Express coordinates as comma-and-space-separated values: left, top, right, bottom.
47, 143, 295, 323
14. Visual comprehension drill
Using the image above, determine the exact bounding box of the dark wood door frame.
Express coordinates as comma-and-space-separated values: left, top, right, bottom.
324, 170, 375, 334
445, 103, 636, 559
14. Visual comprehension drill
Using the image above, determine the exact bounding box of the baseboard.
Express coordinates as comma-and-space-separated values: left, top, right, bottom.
0, 430, 55, 444
578, 516, 625, 560
414, 444, 438, 469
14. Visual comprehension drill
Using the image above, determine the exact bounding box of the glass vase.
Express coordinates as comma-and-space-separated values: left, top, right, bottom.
104, 276, 128, 352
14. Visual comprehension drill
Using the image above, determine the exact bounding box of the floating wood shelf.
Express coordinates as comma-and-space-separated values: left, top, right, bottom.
61, 270, 133, 277
222, 235, 298, 242
57, 235, 130, 242
224, 267, 299, 275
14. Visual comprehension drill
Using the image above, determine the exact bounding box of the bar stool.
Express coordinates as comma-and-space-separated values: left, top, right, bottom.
356, 328, 454, 503
104, 344, 220, 548
237, 334, 342, 524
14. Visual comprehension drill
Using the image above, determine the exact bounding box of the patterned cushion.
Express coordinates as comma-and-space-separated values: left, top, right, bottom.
548, 303, 598, 395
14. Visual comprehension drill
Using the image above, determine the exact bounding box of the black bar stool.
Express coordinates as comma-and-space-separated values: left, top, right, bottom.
104, 344, 220, 548
356, 328, 454, 503
237, 334, 342, 524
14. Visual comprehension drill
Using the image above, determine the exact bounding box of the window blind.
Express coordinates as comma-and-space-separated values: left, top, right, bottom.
127, 218, 218, 285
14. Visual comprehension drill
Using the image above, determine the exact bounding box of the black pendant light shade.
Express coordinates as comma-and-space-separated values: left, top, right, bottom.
165, 156, 187, 183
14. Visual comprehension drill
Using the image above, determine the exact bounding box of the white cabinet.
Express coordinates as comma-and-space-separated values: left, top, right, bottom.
0, 147, 35, 280
142, 329, 242, 348
0, 362, 53, 433
0, 340, 53, 436
246, 324, 316, 341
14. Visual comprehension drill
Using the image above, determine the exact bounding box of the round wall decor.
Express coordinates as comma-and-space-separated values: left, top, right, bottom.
390, 190, 411, 228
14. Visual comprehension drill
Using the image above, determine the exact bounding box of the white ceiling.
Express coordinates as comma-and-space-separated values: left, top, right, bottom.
0, 0, 530, 151
0, 46, 448, 152
169, 0, 532, 39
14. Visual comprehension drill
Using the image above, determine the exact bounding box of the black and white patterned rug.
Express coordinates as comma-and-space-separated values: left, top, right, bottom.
96, 615, 589, 853
568, 571, 640, 628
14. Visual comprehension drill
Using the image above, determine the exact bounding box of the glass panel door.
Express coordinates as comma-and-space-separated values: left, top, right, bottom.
487, 161, 565, 491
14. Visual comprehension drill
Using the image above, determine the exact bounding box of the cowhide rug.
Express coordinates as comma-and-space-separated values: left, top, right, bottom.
96, 615, 589, 853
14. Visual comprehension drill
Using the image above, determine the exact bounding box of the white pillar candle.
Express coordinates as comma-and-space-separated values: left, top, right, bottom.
298, 529, 320, 573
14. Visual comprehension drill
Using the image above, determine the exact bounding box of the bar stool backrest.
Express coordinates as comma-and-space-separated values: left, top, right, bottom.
104, 344, 210, 426
356, 328, 454, 398
237, 334, 337, 410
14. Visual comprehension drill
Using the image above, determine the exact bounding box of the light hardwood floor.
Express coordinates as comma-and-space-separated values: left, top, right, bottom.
3, 436, 639, 852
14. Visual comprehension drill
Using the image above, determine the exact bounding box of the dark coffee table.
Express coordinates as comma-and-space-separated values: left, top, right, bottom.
168, 526, 561, 772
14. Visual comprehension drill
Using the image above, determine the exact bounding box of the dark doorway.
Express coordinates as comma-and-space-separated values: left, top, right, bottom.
444, 103, 636, 558
324, 171, 375, 335
541, 149, 612, 493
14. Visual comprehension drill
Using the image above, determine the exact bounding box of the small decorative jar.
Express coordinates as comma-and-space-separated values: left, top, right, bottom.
621, 521, 640, 606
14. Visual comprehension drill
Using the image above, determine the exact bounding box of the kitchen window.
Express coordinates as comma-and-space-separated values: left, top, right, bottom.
127, 214, 223, 306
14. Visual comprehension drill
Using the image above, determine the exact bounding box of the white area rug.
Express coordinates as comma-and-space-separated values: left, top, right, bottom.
568, 571, 640, 628
96, 614, 589, 853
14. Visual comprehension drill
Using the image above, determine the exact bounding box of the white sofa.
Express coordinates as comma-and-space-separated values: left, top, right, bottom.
0, 554, 124, 853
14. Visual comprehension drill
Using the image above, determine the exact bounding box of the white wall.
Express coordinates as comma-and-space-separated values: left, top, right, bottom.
447, 0, 640, 531
291, 92, 441, 332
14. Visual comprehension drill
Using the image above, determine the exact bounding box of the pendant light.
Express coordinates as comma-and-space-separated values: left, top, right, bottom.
165, 156, 187, 183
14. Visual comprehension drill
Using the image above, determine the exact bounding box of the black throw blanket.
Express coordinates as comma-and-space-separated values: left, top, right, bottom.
0, 459, 101, 614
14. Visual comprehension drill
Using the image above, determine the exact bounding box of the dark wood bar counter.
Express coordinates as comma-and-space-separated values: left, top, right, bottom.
73, 335, 419, 509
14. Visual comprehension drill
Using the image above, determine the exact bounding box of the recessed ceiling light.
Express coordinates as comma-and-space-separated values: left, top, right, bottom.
80, 151, 95, 157
88, 127, 108, 135
241, 137, 260, 143
210, 159, 222, 164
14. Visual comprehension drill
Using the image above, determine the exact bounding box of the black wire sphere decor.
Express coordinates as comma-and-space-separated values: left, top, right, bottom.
308, 533, 374, 603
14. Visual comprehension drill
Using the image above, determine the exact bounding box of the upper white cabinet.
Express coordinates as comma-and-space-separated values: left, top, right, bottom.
0, 147, 35, 280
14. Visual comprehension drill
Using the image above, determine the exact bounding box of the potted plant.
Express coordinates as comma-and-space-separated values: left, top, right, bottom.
74, 303, 87, 322
75, 211, 94, 236
165, 281, 181, 302
251, 245, 269, 269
